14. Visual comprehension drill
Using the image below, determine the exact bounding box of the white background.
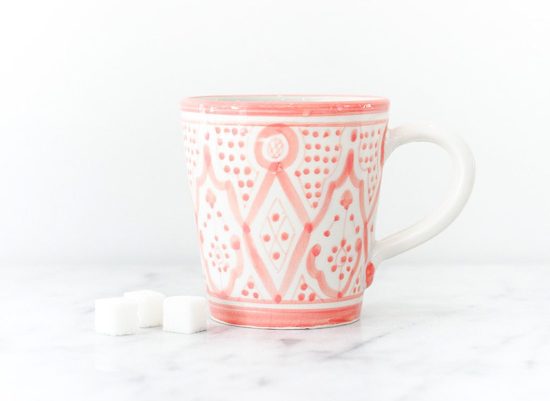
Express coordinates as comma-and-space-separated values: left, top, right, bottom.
1, 0, 549, 268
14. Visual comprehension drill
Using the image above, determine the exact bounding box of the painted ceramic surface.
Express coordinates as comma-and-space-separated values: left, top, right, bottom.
181, 95, 475, 329
182, 111, 388, 328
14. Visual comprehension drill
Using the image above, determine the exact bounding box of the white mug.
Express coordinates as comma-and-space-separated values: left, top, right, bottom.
181, 95, 475, 328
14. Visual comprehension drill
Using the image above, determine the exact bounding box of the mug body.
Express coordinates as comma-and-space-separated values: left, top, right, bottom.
181, 95, 389, 328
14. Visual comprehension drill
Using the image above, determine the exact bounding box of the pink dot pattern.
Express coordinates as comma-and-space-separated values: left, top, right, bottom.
358, 128, 384, 202
294, 128, 343, 209
198, 191, 241, 292
182, 122, 202, 198
239, 275, 260, 299
260, 199, 295, 273
291, 275, 319, 302
213, 126, 259, 208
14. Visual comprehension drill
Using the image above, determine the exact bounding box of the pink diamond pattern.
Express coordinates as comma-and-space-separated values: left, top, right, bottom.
260, 199, 296, 273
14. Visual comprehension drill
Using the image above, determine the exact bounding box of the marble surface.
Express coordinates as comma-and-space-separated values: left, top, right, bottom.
1, 263, 549, 401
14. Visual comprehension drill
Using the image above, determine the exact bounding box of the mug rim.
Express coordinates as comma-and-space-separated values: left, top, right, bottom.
181, 94, 390, 116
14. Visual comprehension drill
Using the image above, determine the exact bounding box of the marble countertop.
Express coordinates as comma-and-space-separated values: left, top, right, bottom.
1, 263, 549, 401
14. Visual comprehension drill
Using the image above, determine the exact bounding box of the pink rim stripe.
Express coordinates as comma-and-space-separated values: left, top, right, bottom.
181, 95, 390, 116
209, 301, 362, 328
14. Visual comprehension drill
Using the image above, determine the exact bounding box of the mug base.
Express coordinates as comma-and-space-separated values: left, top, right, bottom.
208, 300, 362, 329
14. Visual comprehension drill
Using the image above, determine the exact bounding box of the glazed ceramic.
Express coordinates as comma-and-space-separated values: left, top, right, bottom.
181, 95, 474, 328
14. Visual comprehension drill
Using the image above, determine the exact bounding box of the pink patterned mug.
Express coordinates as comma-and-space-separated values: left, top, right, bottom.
181, 95, 474, 329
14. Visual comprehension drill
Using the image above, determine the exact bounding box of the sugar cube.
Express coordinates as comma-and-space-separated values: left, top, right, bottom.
163, 296, 208, 334
95, 297, 138, 336
123, 290, 165, 327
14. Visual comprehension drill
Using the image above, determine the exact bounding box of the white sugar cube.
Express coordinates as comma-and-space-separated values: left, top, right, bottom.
163, 296, 208, 334
123, 290, 165, 327
95, 297, 138, 336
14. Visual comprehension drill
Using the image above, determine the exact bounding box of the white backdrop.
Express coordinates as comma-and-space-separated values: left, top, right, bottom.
1, 0, 549, 267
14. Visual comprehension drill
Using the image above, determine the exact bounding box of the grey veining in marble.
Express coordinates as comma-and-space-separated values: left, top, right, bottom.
1, 264, 549, 401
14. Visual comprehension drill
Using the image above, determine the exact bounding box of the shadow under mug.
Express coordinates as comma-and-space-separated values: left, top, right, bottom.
181, 95, 474, 329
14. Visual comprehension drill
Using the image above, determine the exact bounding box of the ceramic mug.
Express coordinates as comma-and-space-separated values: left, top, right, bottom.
181, 95, 474, 329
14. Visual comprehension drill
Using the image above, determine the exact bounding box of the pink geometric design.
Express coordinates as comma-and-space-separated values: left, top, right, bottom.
260, 198, 296, 273
304, 151, 368, 299
314, 188, 364, 297
182, 113, 389, 327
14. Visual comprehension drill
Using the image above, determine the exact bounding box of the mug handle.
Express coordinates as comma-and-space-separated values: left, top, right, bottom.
371, 124, 475, 265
